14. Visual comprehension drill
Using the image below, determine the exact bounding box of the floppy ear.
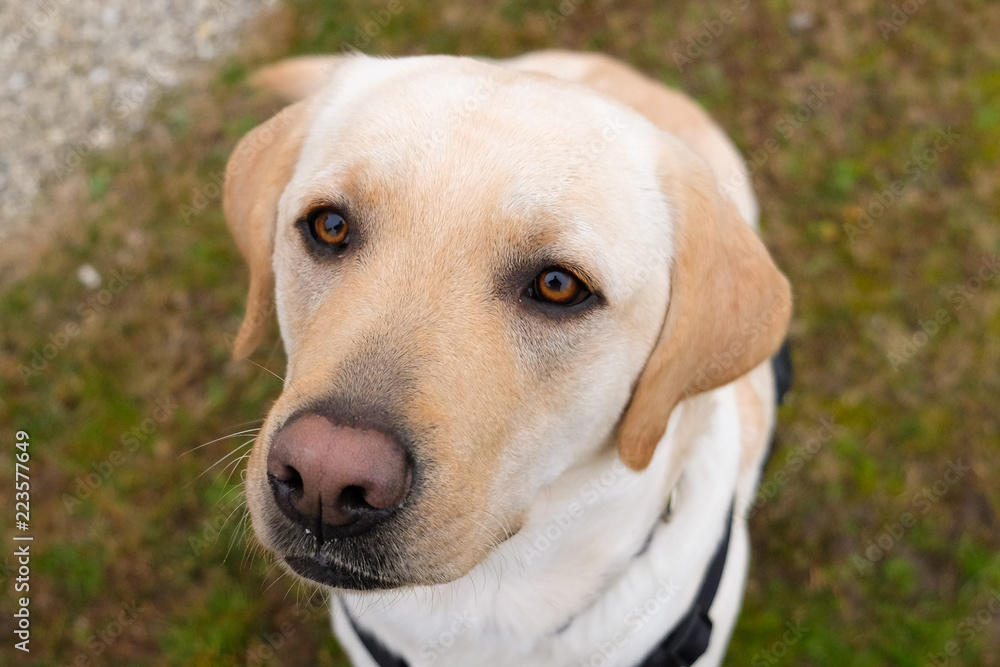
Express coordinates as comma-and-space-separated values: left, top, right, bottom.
250, 55, 348, 102
617, 139, 792, 470
223, 99, 310, 359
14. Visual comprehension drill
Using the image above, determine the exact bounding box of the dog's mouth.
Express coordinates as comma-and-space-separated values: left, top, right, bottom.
284, 554, 401, 590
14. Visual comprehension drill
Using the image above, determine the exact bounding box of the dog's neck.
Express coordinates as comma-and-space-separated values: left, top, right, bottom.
336, 387, 744, 667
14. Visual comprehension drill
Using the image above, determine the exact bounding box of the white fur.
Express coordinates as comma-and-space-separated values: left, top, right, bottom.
335, 380, 772, 667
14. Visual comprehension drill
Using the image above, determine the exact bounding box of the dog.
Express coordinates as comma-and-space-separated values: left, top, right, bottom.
223, 50, 792, 667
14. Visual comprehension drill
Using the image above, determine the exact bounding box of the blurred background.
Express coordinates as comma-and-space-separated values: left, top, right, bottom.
1, 1, 998, 665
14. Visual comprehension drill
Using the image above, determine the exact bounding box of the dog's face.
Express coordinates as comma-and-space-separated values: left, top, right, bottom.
224, 55, 790, 590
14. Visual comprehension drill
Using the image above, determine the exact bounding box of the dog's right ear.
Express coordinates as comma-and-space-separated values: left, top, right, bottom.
616, 136, 792, 470
225, 56, 360, 358
250, 55, 348, 102
223, 99, 310, 359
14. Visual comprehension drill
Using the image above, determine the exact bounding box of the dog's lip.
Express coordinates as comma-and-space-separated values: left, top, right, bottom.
284, 555, 399, 590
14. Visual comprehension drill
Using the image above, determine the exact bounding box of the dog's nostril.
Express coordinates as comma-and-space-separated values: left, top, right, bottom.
268, 470, 307, 526
274, 464, 303, 491
338, 485, 373, 512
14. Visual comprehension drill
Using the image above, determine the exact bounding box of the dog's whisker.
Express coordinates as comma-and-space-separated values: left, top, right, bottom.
262, 566, 290, 595
241, 527, 259, 570
476, 542, 502, 593
216, 458, 245, 490
216, 501, 248, 547
179, 427, 260, 457
212, 494, 245, 520
221, 451, 252, 488
506, 543, 528, 578
216, 493, 246, 514
260, 336, 286, 381
246, 357, 286, 383
482, 509, 515, 543
259, 554, 283, 582
191, 437, 257, 482
363, 595, 382, 617
218, 495, 247, 528
282, 579, 297, 602
226, 511, 253, 566
214, 479, 247, 508
221, 502, 249, 562
306, 587, 327, 615
246, 533, 270, 573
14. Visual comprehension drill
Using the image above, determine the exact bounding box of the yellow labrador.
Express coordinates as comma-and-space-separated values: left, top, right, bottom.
224, 50, 791, 667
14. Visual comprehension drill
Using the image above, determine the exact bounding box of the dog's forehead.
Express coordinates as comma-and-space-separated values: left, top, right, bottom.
284, 56, 673, 302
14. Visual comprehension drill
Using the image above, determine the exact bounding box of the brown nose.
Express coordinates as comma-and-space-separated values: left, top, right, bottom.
266, 413, 412, 540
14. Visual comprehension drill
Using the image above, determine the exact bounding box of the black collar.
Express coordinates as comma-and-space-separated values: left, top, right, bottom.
344, 501, 734, 667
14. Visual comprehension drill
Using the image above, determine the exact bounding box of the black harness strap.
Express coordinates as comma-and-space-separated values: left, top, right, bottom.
635, 503, 734, 667
347, 609, 408, 667
344, 502, 735, 667
771, 340, 793, 407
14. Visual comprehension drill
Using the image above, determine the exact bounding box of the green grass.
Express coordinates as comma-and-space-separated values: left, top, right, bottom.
1, 0, 998, 664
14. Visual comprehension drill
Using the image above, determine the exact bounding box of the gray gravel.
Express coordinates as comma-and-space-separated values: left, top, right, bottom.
0, 0, 275, 237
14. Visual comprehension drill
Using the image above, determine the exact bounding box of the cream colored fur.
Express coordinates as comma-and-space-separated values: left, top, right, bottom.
223, 50, 792, 666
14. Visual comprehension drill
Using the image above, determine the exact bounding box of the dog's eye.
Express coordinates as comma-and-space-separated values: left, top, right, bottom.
307, 207, 350, 248
528, 267, 592, 306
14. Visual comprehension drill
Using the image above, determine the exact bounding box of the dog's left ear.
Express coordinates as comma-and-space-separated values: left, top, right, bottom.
224, 55, 360, 359
223, 99, 310, 359
617, 137, 793, 470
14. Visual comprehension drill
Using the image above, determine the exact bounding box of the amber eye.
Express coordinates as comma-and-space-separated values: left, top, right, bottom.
307, 207, 349, 247
529, 267, 592, 306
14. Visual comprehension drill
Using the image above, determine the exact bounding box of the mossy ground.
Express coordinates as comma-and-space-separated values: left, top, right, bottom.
2, 1, 998, 665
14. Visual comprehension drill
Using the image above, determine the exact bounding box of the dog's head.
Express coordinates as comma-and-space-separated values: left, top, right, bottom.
224, 55, 790, 590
